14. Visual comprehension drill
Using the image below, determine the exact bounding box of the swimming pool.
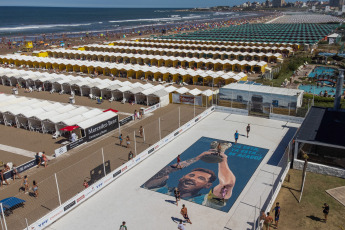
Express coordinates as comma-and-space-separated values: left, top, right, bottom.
298, 84, 343, 96
308, 66, 338, 78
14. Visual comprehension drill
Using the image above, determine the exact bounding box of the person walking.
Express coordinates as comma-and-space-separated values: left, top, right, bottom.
119, 134, 123, 147
32, 180, 38, 198
35, 152, 41, 168
42, 151, 48, 168
246, 124, 250, 138
264, 212, 273, 230
12, 164, 21, 181
126, 136, 130, 148
22, 175, 29, 193
83, 180, 89, 188
176, 155, 182, 169
0, 169, 9, 186
119, 221, 127, 230
178, 220, 186, 230
174, 188, 181, 206
180, 204, 192, 224
234, 130, 239, 144
272, 202, 280, 229
322, 203, 329, 223
128, 151, 134, 161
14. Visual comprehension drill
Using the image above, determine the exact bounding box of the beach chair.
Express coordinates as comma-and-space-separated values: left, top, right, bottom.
109, 97, 114, 102
52, 131, 61, 139
0, 197, 26, 216
121, 98, 126, 104
28, 87, 33, 93
50, 89, 55, 94
59, 90, 64, 95
89, 94, 94, 100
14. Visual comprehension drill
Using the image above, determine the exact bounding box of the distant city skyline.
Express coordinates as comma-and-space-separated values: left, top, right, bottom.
0, 0, 301, 8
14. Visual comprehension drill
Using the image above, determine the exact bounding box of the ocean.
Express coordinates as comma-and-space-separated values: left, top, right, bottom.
0, 7, 253, 39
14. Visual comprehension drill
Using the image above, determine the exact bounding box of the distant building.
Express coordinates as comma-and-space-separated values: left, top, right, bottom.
330, 0, 345, 7
265, 0, 272, 7
272, 0, 285, 7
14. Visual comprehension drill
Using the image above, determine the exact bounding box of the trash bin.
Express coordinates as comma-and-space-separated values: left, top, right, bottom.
69, 97, 75, 104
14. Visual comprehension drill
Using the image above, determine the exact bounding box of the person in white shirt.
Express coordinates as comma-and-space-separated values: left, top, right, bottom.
178, 220, 185, 230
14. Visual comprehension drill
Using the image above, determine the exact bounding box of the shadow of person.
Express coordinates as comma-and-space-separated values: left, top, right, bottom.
165, 199, 176, 205
306, 215, 322, 222
18, 186, 25, 193
171, 217, 182, 223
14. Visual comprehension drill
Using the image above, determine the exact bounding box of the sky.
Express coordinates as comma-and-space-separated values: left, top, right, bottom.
0, 0, 245, 8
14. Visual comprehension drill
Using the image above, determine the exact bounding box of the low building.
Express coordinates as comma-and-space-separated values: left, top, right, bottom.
218, 82, 304, 115
327, 33, 341, 44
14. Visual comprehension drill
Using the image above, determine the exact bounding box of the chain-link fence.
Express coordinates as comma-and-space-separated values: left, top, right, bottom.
245, 138, 293, 230
0, 105, 207, 230
218, 94, 308, 118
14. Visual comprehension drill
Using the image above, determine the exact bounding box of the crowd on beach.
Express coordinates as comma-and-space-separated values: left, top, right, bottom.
0, 12, 277, 55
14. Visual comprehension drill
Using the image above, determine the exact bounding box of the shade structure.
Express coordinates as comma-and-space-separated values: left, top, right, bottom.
60, 125, 79, 131
103, 108, 118, 113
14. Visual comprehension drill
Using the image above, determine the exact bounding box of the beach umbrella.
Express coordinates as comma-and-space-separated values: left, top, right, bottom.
60, 125, 79, 131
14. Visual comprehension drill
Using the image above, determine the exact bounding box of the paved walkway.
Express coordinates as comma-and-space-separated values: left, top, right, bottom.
326, 186, 345, 207
0, 144, 55, 161
0, 144, 34, 159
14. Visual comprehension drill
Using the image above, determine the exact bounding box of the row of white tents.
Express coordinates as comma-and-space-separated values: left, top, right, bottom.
75, 44, 283, 62
0, 93, 117, 134
44, 49, 268, 72
138, 38, 299, 48
82, 42, 293, 54
0, 67, 216, 106
103, 40, 294, 53
0, 55, 248, 84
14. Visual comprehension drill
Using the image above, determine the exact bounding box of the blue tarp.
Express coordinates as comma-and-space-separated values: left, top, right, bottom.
0, 197, 25, 211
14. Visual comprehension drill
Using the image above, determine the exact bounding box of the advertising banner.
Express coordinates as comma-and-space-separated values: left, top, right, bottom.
119, 115, 133, 126
3, 159, 38, 180
180, 95, 194, 105
143, 103, 161, 114
86, 115, 119, 141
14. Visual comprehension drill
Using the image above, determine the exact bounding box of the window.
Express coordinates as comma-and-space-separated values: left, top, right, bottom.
272, 100, 279, 107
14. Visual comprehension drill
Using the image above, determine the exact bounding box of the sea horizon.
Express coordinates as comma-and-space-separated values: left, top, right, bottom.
0, 7, 251, 39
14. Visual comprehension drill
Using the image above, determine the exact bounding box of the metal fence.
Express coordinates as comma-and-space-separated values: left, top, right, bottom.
250, 138, 293, 230
0, 105, 206, 230
218, 95, 308, 118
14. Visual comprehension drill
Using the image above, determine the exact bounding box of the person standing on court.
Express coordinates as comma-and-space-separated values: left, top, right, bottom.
264, 212, 273, 230
174, 187, 181, 206
176, 155, 182, 169
322, 203, 329, 223
178, 220, 186, 230
180, 204, 192, 224
246, 124, 250, 138
272, 202, 280, 228
119, 221, 127, 230
234, 130, 239, 144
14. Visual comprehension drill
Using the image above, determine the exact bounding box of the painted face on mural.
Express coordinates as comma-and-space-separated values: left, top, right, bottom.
178, 170, 213, 196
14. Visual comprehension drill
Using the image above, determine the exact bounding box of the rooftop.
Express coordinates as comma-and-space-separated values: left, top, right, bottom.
295, 106, 345, 148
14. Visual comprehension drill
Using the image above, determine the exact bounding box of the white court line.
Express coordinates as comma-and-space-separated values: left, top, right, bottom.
0, 144, 53, 160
